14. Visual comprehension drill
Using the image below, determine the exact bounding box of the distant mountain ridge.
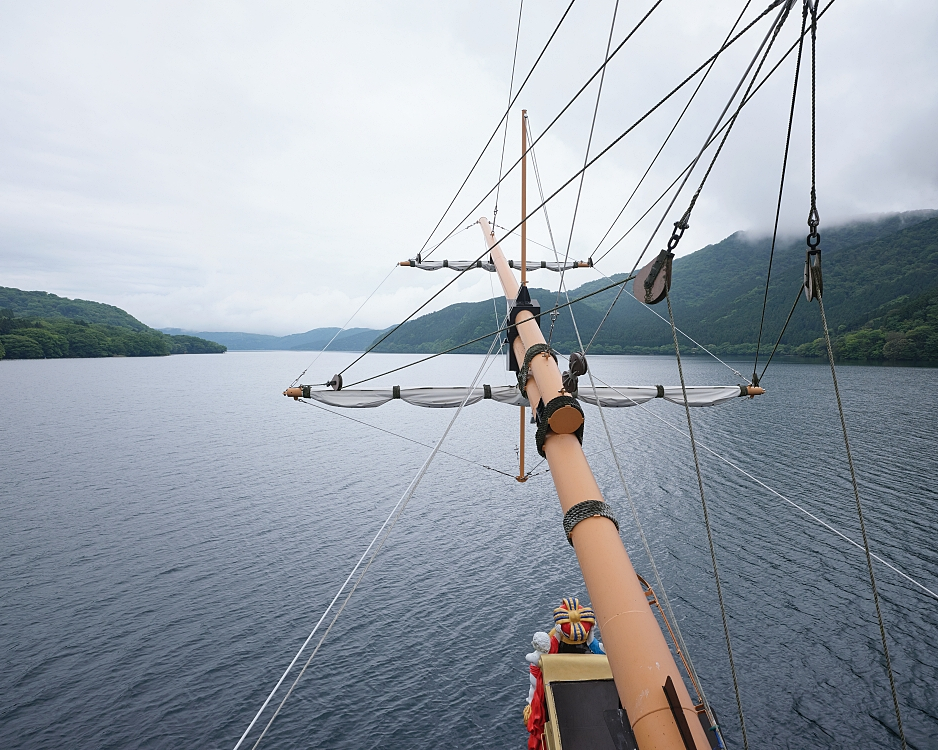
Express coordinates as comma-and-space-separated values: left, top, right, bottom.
368, 210, 938, 364
0, 288, 225, 359
160, 327, 384, 351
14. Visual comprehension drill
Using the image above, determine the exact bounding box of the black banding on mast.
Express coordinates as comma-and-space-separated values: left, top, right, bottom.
563, 500, 618, 546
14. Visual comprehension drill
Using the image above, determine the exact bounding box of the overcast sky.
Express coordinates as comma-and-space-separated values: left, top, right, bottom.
1, 0, 935, 334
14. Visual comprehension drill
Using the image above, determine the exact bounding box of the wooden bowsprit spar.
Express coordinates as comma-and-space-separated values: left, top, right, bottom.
480, 216, 712, 750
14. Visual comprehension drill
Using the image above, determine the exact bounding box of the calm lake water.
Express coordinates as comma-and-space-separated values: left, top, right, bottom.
1, 351, 936, 749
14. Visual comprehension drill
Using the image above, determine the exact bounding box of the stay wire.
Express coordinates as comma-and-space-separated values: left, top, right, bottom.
417, 0, 577, 258
424, 0, 722, 262
592, 265, 750, 382
337, 272, 638, 389
296, 398, 519, 480
806, 0, 906, 741
592, 0, 838, 267
589, 0, 753, 263
342, 0, 831, 388
548, 0, 620, 346
244, 335, 502, 750
817, 294, 907, 749
758, 283, 802, 382
752, 6, 808, 383
584, 0, 793, 356
290, 263, 397, 388
666, 292, 750, 750
493, 0, 525, 225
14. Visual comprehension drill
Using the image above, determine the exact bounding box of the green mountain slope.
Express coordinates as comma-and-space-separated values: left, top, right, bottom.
0, 287, 149, 330
370, 211, 938, 363
0, 292, 225, 360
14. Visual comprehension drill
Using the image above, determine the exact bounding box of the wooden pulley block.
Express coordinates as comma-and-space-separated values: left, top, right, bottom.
633, 249, 674, 305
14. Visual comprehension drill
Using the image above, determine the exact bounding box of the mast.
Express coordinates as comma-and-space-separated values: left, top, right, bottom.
479, 215, 711, 750
518, 109, 528, 482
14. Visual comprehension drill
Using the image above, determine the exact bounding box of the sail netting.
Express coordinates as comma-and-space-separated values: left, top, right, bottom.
300, 385, 753, 409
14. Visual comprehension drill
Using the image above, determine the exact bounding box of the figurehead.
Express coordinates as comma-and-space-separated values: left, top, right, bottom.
551, 597, 596, 646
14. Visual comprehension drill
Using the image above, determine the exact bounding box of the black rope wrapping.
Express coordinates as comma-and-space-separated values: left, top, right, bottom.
563, 500, 618, 546
535, 395, 584, 458
517, 343, 556, 399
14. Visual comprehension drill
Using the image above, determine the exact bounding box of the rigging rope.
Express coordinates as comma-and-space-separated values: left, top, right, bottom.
492, 0, 525, 227
752, 5, 808, 384
345, 0, 800, 386
296, 398, 519, 480
583, 2, 794, 356
589, 0, 753, 264
757, 282, 802, 382
240, 337, 502, 750
592, 0, 838, 267
666, 291, 750, 750
290, 263, 397, 388
548, 0, 620, 346
803, 2, 906, 742
416, 0, 577, 259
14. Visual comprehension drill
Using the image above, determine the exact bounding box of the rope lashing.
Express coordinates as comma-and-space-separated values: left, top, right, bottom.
535, 395, 584, 457
516, 343, 557, 399
562, 500, 619, 546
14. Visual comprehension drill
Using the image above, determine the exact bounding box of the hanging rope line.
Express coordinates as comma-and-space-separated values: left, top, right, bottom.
240, 337, 502, 750
296, 398, 520, 480
338, 273, 637, 388
423, 0, 771, 262
290, 263, 397, 388
548, 0, 620, 346
591, 265, 750, 382
582, 2, 794, 357
582, 371, 938, 603
801, 1, 906, 742
589, 0, 753, 264
416, 0, 577, 259
591, 0, 838, 267
349, 0, 841, 393
665, 291, 750, 750
756, 283, 802, 382
492, 0, 525, 227
751, 6, 808, 385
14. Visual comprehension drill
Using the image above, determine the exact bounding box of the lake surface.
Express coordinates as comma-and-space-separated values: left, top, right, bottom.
1, 351, 936, 749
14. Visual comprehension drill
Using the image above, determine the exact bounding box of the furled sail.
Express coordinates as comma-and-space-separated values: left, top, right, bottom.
290, 384, 760, 409
400, 259, 589, 272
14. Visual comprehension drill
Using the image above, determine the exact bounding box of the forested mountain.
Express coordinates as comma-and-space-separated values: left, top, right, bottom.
0, 290, 225, 360
370, 211, 938, 363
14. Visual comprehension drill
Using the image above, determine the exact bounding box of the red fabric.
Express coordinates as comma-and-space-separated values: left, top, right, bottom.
526, 639, 558, 749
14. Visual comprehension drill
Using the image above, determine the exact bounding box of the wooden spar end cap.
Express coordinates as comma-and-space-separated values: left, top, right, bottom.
284, 387, 303, 400
548, 404, 584, 434
399, 260, 413, 266
743, 386, 765, 397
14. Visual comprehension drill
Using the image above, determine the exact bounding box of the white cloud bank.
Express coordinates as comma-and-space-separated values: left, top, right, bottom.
0, 0, 935, 333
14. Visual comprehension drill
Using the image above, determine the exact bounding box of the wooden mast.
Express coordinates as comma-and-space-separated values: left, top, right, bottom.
517, 109, 528, 483
479, 215, 711, 750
